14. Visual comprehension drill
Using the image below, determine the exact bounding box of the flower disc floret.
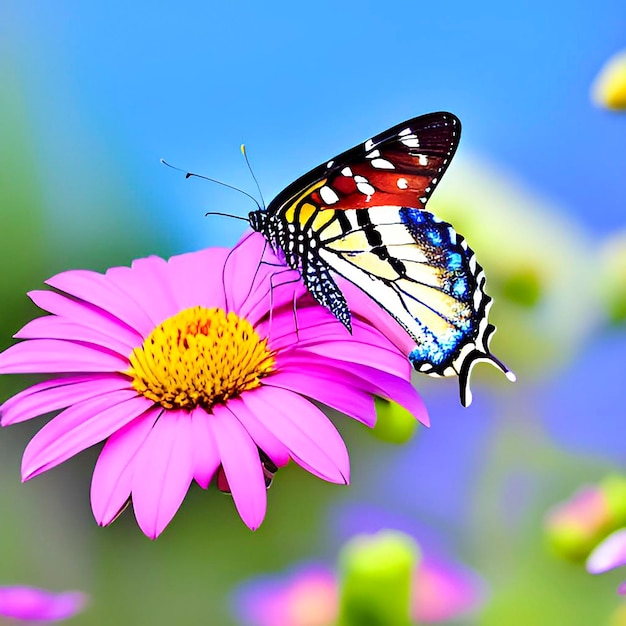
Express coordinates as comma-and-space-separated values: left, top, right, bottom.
128, 306, 275, 410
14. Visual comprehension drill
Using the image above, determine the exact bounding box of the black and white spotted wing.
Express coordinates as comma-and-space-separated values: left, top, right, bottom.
248, 112, 515, 406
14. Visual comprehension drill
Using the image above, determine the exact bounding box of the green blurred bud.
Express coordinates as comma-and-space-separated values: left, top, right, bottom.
337, 531, 419, 626
545, 475, 626, 562
372, 397, 419, 444
592, 50, 626, 111
601, 475, 626, 526
598, 231, 626, 325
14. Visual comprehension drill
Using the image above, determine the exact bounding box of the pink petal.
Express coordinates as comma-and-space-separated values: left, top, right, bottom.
131, 411, 194, 539
189, 407, 220, 488
222, 231, 268, 313
22, 391, 152, 480
239, 266, 307, 328
241, 387, 349, 484
1, 376, 93, 421
26, 290, 142, 347
91, 407, 162, 526
412, 557, 485, 622
0, 339, 129, 374
263, 371, 376, 427
261, 309, 348, 352
15, 316, 133, 356
278, 356, 429, 427
0, 586, 87, 621
166, 247, 230, 311
1, 374, 131, 426
227, 397, 290, 467
46, 269, 156, 337
105, 256, 179, 327
210, 405, 267, 530
587, 529, 626, 574
346, 364, 428, 427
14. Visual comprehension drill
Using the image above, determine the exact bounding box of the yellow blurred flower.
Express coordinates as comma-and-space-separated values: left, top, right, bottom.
592, 50, 626, 111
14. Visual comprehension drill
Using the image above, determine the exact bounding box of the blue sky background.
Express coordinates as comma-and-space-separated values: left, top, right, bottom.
3, 0, 625, 254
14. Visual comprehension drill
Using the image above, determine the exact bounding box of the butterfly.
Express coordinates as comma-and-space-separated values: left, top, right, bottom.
248, 112, 515, 406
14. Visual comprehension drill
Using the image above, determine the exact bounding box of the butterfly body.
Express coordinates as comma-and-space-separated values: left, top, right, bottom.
249, 112, 514, 406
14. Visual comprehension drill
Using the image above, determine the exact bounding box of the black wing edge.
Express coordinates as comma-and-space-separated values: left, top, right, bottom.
456, 324, 517, 407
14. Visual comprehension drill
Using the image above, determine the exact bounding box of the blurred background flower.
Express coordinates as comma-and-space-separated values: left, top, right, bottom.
592, 50, 626, 110
1, 1, 625, 624
0, 586, 86, 623
231, 530, 484, 626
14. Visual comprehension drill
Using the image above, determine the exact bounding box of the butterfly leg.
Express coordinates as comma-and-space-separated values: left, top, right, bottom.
301, 256, 352, 333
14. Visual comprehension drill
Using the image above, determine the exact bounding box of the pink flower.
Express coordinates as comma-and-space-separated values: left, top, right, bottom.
231, 555, 484, 625
0, 232, 427, 538
0, 586, 86, 622
586, 528, 626, 594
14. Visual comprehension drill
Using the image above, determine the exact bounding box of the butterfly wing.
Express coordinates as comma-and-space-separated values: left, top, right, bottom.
269, 112, 459, 215
259, 112, 513, 406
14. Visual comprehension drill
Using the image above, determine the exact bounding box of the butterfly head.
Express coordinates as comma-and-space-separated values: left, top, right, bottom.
248, 209, 268, 234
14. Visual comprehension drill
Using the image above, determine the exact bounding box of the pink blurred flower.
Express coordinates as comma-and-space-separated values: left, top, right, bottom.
0, 586, 86, 622
586, 528, 626, 594
545, 477, 626, 562
232, 554, 484, 625
0, 232, 427, 538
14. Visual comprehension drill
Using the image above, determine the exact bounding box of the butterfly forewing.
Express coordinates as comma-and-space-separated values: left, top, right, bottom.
269, 112, 460, 214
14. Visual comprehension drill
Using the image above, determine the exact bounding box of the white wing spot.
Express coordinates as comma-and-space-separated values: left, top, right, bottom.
397, 177, 409, 189
418, 154, 428, 166
327, 160, 334, 168
366, 149, 381, 158
371, 158, 395, 169
401, 137, 420, 148
357, 182, 376, 197
354, 175, 369, 184
364, 139, 375, 151
473, 289, 482, 310
341, 166, 353, 177
399, 128, 412, 136
419, 196, 428, 204
320, 185, 340, 205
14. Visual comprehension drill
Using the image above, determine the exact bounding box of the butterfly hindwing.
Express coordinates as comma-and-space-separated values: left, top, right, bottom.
315, 204, 503, 406
249, 112, 514, 406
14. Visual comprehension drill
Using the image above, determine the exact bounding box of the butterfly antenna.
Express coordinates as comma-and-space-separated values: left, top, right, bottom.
241, 145, 266, 210
160, 158, 262, 213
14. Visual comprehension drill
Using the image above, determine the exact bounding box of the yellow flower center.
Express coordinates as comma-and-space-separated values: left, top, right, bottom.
127, 306, 275, 410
